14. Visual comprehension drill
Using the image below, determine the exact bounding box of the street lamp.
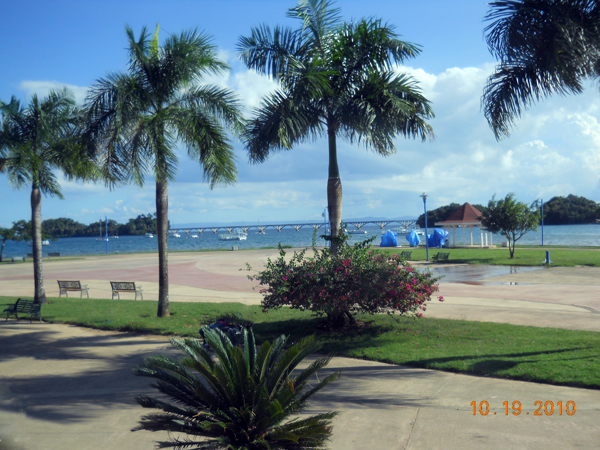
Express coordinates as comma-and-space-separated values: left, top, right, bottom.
420, 193, 429, 261
322, 207, 329, 247
541, 198, 544, 246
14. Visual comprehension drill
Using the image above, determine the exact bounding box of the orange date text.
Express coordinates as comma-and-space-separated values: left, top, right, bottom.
470, 401, 575, 416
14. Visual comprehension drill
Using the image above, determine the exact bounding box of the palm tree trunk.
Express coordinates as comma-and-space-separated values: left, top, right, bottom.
327, 126, 342, 254
156, 180, 170, 317
31, 185, 46, 304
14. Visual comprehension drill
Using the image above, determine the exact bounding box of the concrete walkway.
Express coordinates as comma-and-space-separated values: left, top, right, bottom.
1, 250, 600, 448
0, 322, 598, 450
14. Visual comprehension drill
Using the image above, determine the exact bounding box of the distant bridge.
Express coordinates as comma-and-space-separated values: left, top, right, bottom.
170, 219, 417, 235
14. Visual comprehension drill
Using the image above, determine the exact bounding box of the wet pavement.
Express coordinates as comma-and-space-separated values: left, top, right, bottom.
426, 264, 545, 285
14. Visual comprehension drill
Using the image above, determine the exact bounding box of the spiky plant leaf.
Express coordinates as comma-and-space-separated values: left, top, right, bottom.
133, 328, 340, 449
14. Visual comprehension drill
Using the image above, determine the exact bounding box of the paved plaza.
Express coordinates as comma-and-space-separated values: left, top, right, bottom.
1, 250, 599, 449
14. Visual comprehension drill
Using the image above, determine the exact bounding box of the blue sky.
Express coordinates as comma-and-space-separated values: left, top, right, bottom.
2, 0, 599, 228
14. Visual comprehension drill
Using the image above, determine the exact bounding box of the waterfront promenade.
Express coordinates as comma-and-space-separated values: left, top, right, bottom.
1, 250, 600, 449
2, 249, 600, 331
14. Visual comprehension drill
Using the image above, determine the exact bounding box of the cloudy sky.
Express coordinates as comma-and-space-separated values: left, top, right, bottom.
1, 0, 599, 228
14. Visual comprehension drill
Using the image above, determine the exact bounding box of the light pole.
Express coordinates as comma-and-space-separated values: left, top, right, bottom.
421, 193, 429, 261
541, 198, 544, 246
322, 207, 329, 247
105, 216, 109, 255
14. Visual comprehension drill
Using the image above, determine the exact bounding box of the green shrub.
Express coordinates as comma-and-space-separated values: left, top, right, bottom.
249, 237, 443, 325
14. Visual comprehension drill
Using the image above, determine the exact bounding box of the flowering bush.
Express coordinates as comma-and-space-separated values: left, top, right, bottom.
248, 236, 442, 325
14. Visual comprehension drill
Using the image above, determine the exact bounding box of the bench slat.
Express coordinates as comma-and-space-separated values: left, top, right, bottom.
57, 280, 89, 298
111, 281, 143, 301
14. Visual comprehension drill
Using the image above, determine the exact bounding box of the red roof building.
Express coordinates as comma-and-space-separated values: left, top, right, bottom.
435, 202, 493, 247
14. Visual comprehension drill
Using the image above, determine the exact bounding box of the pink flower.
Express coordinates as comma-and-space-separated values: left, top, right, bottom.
439, 296, 444, 302
282, 276, 288, 281
416, 312, 423, 318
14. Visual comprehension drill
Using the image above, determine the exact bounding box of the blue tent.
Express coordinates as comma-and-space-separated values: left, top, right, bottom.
380, 230, 398, 247
427, 229, 448, 248
406, 229, 421, 247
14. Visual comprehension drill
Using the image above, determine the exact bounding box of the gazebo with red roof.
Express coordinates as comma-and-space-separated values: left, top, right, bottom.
435, 202, 492, 247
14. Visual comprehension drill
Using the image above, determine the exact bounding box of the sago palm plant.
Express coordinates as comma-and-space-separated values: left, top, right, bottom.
133, 328, 340, 449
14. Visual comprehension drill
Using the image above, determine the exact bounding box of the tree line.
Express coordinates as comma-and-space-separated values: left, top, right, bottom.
418, 194, 600, 228
42, 213, 160, 238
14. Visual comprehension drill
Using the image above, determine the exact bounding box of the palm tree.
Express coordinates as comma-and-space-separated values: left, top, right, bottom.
85, 26, 244, 317
238, 0, 434, 253
133, 328, 340, 449
482, 0, 600, 139
0, 89, 88, 304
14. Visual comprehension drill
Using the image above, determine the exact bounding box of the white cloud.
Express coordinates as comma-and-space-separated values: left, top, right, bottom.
232, 69, 279, 112
19, 80, 88, 104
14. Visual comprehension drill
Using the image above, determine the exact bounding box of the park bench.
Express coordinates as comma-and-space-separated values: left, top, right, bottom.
400, 251, 412, 260
11, 256, 25, 263
48, 252, 61, 257
4, 298, 42, 322
110, 281, 143, 300
57, 280, 90, 298
27, 253, 33, 258
432, 252, 450, 262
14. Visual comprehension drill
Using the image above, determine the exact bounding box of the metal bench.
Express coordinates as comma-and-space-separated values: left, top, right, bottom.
110, 281, 143, 300
48, 252, 61, 257
11, 256, 25, 263
432, 252, 450, 262
27, 253, 33, 258
400, 251, 412, 260
4, 298, 42, 322
57, 280, 89, 298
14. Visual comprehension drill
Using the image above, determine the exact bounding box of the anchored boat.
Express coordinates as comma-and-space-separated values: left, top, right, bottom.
218, 230, 247, 241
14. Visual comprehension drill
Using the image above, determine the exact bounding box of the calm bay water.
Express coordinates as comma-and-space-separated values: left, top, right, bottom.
3, 224, 599, 258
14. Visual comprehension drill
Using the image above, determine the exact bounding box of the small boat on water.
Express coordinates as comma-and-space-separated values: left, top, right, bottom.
30, 240, 51, 246
218, 230, 247, 241
145, 233, 154, 238
344, 229, 367, 235
171, 232, 181, 238
190, 234, 199, 238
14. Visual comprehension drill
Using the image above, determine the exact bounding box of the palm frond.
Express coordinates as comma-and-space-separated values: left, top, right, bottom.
483, 0, 600, 138
238, 25, 305, 78
482, 60, 582, 139
243, 89, 322, 163
335, 70, 433, 153
288, 0, 342, 56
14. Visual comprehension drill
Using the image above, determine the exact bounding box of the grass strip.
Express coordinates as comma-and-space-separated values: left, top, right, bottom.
380, 247, 600, 267
3, 295, 599, 390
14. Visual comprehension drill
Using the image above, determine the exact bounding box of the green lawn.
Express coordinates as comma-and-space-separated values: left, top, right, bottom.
4, 296, 599, 390
380, 246, 600, 266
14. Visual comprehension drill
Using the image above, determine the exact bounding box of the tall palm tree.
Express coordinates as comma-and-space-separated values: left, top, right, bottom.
133, 328, 340, 449
85, 26, 244, 317
238, 0, 434, 253
0, 88, 88, 304
482, 0, 600, 139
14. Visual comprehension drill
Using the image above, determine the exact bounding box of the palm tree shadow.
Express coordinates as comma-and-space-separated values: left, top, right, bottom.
0, 324, 174, 424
